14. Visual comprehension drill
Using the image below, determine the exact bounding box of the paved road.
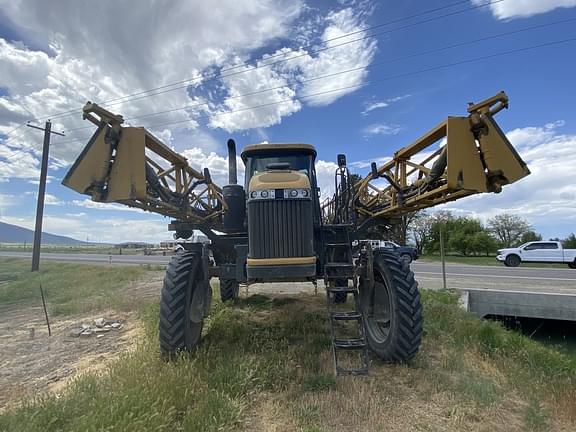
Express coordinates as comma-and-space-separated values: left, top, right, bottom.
1, 252, 575, 293
0, 251, 171, 266
411, 261, 576, 294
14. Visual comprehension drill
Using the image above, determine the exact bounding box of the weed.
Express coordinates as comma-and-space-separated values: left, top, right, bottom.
302, 374, 336, 392
523, 399, 549, 432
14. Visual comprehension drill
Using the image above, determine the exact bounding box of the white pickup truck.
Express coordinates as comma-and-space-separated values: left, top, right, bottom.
497, 241, 576, 268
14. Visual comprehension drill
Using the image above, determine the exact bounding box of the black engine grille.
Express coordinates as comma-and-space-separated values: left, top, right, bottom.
248, 199, 314, 258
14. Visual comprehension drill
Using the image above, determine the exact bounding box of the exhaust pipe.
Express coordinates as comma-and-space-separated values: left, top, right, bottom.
227, 139, 237, 185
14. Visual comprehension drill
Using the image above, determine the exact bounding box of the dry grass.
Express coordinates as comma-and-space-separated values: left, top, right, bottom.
1, 286, 575, 431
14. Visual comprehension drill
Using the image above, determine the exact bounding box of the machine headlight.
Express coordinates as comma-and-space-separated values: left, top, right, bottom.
284, 188, 311, 199
261, 190, 269, 198
250, 191, 257, 199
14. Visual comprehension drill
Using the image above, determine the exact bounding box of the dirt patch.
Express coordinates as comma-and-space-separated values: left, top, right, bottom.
0, 272, 163, 411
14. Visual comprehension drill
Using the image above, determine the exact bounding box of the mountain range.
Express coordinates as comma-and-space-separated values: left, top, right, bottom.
0, 221, 86, 245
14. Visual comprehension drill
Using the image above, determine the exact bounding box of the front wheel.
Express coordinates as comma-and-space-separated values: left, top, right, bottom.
569, 261, 576, 269
504, 254, 521, 267
159, 252, 210, 356
359, 251, 423, 362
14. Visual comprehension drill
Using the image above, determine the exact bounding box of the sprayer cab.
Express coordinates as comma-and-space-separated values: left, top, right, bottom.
238, 144, 319, 280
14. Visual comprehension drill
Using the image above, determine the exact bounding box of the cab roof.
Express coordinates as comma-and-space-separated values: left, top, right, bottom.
241, 143, 317, 162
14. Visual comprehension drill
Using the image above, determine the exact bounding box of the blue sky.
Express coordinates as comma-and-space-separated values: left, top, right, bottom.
1, 0, 575, 242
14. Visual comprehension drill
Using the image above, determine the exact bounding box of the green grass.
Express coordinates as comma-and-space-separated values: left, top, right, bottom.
1, 287, 575, 431
0, 258, 155, 315
420, 254, 569, 268
0, 244, 154, 255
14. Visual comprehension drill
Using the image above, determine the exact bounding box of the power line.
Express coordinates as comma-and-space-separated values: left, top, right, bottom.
34, 0, 503, 122
55, 16, 576, 137
51, 36, 576, 148
1, 122, 26, 138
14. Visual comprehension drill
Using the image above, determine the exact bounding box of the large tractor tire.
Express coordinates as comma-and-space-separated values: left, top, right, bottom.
359, 251, 423, 362
504, 254, 521, 267
219, 278, 239, 302
159, 251, 210, 356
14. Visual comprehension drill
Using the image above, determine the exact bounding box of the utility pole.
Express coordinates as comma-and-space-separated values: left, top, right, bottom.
439, 222, 447, 290
27, 121, 64, 272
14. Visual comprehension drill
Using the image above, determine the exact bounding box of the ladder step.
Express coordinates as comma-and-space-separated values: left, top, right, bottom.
334, 338, 366, 349
330, 311, 362, 321
325, 263, 354, 268
327, 287, 356, 294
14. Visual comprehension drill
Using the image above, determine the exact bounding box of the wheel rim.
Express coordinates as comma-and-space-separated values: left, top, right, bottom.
401, 254, 411, 263
363, 271, 393, 344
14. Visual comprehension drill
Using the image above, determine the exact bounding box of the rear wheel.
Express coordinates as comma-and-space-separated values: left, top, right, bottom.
504, 254, 521, 267
359, 251, 422, 362
219, 278, 239, 302
159, 252, 209, 356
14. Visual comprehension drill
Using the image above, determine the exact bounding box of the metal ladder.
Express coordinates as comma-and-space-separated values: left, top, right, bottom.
323, 224, 370, 376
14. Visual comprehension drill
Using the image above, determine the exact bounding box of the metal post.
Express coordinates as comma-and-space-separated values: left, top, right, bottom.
439, 222, 447, 290
39, 283, 52, 336
27, 121, 64, 272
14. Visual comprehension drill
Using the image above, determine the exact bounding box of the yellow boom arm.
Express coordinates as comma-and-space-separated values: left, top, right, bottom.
62, 102, 227, 230
323, 91, 530, 225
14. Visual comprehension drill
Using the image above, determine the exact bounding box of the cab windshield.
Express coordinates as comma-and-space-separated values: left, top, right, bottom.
245, 154, 312, 189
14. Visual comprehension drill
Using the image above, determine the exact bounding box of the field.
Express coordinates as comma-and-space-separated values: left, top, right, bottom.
0, 244, 151, 255
0, 258, 575, 431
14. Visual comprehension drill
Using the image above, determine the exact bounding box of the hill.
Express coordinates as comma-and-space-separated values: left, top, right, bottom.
0, 221, 86, 245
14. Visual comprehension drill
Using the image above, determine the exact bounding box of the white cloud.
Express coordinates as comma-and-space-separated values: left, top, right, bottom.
207, 61, 301, 132
0, 0, 305, 178
361, 123, 402, 136
473, 0, 576, 20
0, 1, 378, 183
362, 101, 389, 113
0, 193, 19, 208
362, 94, 410, 115
71, 199, 141, 213
315, 159, 339, 201
350, 156, 391, 170
279, 7, 377, 107
208, 6, 377, 131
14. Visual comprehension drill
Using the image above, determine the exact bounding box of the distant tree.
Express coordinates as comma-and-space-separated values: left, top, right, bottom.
519, 230, 542, 244
427, 211, 455, 253
470, 231, 498, 256
446, 217, 487, 256
564, 233, 576, 249
409, 211, 433, 254
394, 211, 421, 245
487, 213, 533, 247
